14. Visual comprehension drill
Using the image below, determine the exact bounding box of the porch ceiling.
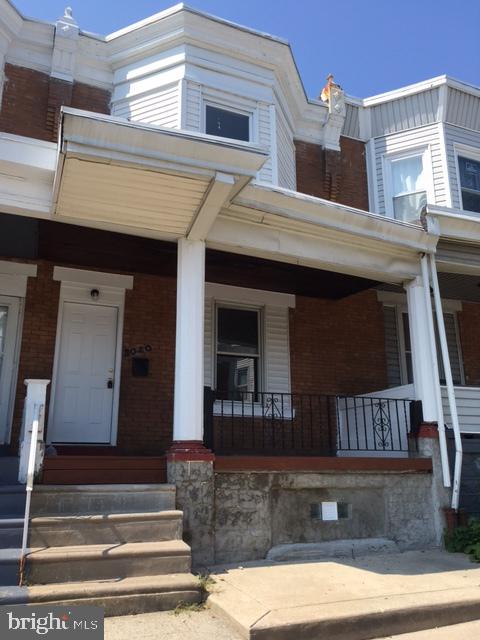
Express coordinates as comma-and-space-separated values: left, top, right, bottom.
53, 107, 268, 241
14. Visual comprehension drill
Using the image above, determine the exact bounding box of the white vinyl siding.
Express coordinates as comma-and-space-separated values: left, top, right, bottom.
275, 106, 296, 190
383, 306, 402, 387
383, 304, 463, 387
444, 125, 480, 210
446, 88, 480, 133
204, 293, 291, 393
442, 386, 480, 434
370, 88, 440, 137
256, 102, 273, 184
112, 82, 180, 128
264, 306, 291, 393
374, 124, 446, 215
343, 103, 361, 139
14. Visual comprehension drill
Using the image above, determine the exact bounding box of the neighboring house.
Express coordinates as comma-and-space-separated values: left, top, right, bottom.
0, 0, 479, 608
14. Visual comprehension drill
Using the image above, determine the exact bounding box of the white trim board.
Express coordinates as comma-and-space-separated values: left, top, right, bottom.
53, 266, 133, 289
205, 282, 295, 308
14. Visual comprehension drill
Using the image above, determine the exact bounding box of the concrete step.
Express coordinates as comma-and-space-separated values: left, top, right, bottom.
0, 518, 23, 548
31, 484, 176, 516
0, 457, 20, 485
1, 573, 202, 617
26, 540, 192, 584
0, 548, 20, 587
0, 485, 26, 516
29, 510, 183, 547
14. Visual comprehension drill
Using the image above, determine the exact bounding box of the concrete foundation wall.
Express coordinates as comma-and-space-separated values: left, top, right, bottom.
214, 470, 439, 564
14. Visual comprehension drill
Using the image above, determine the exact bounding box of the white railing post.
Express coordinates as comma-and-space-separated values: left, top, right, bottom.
18, 379, 50, 484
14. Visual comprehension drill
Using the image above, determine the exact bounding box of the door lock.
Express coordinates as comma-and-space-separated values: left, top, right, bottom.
107, 379, 114, 389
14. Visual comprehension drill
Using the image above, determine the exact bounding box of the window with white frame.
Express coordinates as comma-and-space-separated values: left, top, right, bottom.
215, 305, 261, 400
385, 152, 429, 222
458, 155, 480, 214
205, 104, 250, 142
383, 304, 464, 387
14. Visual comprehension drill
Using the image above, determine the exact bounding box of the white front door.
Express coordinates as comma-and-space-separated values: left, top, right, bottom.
0, 296, 20, 444
49, 302, 118, 444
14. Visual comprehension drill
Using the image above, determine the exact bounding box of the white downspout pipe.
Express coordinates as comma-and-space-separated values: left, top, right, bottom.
420, 254, 451, 488
429, 254, 463, 510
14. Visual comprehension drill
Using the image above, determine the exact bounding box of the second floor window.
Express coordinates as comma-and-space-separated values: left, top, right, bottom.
389, 154, 427, 222
458, 156, 480, 214
205, 105, 250, 142
216, 306, 261, 400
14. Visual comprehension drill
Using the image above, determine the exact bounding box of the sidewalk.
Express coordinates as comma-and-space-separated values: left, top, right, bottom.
105, 608, 242, 640
207, 550, 480, 639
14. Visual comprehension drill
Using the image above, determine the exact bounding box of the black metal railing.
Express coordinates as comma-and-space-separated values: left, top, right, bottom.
204, 388, 416, 456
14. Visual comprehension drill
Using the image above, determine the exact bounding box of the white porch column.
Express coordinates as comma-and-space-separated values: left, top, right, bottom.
172, 237, 206, 445
404, 276, 440, 423
18, 379, 50, 484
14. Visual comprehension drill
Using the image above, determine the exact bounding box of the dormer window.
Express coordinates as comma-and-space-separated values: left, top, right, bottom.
205, 104, 250, 142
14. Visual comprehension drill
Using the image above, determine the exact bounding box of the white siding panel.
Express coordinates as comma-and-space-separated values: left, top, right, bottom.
371, 89, 439, 137
276, 107, 296, 190
446, 88, 480, 132
374, 123, 447, 215
257, 103, 273, 184
204, 296, 214, 388
444, 124, 480, 210
185, 81, 202, 131
264, 306, 291, 393
442, 386, 480, 434
343, 103, 361, 139
112, 83, 180, 128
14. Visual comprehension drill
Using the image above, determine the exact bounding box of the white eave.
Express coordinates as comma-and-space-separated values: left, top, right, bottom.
229, 183, 438, 253
53, 107, 268, 240
426, 204, 480, 244
208, 183, 438, 283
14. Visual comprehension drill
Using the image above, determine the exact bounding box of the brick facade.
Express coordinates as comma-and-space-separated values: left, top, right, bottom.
295, 136, 369, 210
289, 290, 388, 397
0, 63, 111, 142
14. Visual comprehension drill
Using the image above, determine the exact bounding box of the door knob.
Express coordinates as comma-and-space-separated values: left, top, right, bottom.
107, 379, 113, 389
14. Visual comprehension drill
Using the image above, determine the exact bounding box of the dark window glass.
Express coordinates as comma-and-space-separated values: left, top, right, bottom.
206, 105, 250, 142
459, 156, 480, 214
217, 308, 259, 355
216, 307, 260, 400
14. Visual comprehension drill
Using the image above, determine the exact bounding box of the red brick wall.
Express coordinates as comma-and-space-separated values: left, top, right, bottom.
295, 136, 369, 210
0, 63, 111, 142
457, 302, 480, 386
290, 289, 389, 396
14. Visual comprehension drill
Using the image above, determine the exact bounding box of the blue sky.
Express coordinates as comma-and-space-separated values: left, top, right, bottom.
13, 0, 480, 99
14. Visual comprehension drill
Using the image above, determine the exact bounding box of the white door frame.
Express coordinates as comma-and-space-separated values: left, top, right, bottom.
0, 260, 37, 445
0, 295, 23, 445
48, 267, 133, 446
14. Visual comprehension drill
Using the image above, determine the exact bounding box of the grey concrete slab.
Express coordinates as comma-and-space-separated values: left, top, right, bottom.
379, 620, 480, 639
105, 608, 243, 640
208, 550, 480, 640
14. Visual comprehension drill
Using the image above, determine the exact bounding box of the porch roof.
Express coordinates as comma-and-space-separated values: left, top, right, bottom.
53, 107, 268, 241
9, 106, 440, 284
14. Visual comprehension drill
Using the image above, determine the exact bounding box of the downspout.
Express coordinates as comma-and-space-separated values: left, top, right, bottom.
428, 254, 463, 510
420, 254, 451, 488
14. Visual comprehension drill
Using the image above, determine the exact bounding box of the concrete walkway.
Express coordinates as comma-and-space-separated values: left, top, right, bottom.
105, 608, 242, 639
207, 550, 480, 639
